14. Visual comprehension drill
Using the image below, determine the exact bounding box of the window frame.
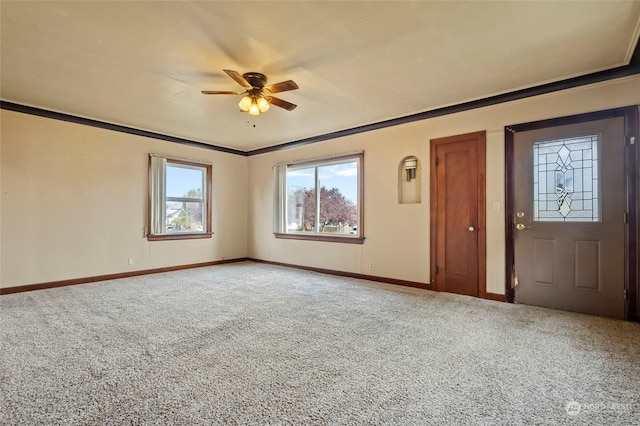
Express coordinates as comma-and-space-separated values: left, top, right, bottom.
147, 155, 213, 241
275, 152, 364, 244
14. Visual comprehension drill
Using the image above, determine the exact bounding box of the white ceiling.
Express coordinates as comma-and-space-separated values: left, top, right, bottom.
2, 1, 639, 153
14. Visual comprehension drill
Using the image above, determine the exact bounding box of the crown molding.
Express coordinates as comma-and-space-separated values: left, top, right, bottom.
0, 101, 248, 156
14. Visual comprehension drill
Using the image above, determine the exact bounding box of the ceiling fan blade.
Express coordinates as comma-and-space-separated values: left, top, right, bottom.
224, 69, 252, 88
264, 80, 299, 94
268, 96, 297, 111
201, 90, 244, 95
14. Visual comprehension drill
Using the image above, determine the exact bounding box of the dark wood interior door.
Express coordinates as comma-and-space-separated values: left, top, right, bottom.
430, 131, 486, 297
513, 117, 626, 319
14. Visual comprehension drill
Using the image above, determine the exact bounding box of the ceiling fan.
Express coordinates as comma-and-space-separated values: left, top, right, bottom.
202, 69, 299, 115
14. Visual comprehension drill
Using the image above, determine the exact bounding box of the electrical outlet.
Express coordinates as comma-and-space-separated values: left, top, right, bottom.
128, 258, 135, 265
369, 263, 375, 270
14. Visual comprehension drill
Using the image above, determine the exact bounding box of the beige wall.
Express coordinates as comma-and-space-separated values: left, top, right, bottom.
2, 76, 638, 291
248, 76, 640, 295
0, 110, 248, 288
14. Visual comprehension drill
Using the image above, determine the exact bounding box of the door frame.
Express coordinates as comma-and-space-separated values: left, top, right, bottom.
505, 106, 639, 322
430, 131, 487, 299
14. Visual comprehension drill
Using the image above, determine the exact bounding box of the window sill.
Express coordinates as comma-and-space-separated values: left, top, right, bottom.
274, 233, 365, 244
147, 232, 213, 241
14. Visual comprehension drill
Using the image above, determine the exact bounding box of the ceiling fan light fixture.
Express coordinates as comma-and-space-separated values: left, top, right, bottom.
257, 96, 270, 113
238, 95, 252, 112
248, 99, 261, 116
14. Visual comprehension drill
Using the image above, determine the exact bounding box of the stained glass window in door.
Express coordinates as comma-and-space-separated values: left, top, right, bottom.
532, 135, 599, 222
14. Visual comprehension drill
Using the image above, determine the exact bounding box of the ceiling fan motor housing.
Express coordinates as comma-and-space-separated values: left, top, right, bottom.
243, 72, 267, 89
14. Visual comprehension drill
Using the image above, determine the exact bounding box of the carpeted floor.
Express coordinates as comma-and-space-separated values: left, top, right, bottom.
1, 261, 638, 425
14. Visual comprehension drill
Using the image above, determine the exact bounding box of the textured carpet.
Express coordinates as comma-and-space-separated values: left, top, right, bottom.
1, 261, 639, 425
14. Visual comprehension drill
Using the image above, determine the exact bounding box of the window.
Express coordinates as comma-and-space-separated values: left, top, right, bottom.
274, 153, 364, 243
532, 134, 599, 222
148, 154, 212, 241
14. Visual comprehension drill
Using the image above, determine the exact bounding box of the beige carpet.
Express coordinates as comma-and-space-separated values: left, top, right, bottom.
1, 261, 639, 425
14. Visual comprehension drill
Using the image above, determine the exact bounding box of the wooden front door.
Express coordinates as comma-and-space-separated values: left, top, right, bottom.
513, 117, 626, 318
430, 131, 486, 297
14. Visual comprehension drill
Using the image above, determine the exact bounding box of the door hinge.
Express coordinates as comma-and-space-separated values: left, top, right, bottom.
624, 289, 628, 301
435, 265, 439, 274
630, 136, 636, 145
435, 157, 439, 166
624, 212, 628, 224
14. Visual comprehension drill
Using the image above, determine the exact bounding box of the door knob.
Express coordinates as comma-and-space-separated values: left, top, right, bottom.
515, 223, 530, 231
468, 226, 475, 232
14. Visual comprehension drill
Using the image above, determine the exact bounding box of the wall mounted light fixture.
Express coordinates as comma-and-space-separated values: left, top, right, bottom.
404, 157, 418, 181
